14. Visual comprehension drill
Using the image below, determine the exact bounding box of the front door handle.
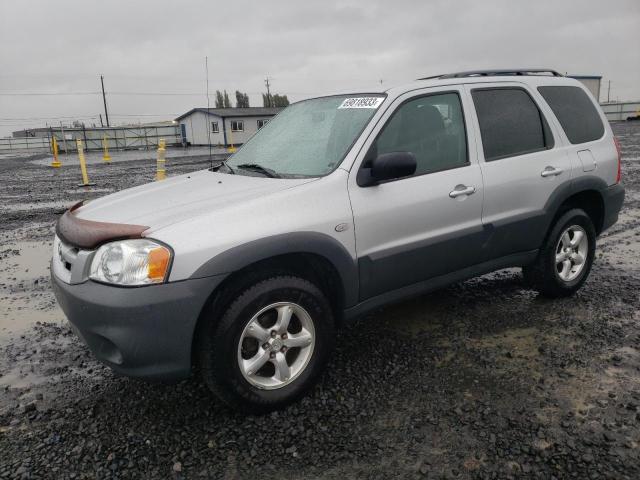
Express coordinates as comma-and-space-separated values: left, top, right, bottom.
541, 166, 563, 178
449, 185, 476, 198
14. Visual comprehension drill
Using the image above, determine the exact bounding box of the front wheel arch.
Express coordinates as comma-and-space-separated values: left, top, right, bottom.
190, 251, 347, 370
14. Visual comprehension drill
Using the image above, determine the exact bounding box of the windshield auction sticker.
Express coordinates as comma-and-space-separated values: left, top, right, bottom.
338, 97, 384, 109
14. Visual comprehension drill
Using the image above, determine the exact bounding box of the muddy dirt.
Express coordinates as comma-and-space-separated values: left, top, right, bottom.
0, 126, 639, 479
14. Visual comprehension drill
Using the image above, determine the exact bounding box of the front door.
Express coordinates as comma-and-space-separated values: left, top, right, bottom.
348, 88, 484, 300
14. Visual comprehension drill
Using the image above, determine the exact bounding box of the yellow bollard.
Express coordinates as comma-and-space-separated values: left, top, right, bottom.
156, 138, 166, 181
227, 126, 237, 153
51, 137, 62, 168
76, 139, 96, 187
102, 135, 111, 162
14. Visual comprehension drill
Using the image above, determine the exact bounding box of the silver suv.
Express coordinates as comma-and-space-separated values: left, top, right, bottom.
51, 69, 625, 412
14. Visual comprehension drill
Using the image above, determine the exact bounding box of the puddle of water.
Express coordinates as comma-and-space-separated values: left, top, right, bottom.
65, 187, 114, 195
0, 335, 78, 390
0, 240, 53, 284
0, 295, 63, 334
0, 368, 49, 390
0, 200, 70, 213
0, 241, 65, 337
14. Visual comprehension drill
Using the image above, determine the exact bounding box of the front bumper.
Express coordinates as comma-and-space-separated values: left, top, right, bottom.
51, 271, 223, 381
601, 183, 625, 233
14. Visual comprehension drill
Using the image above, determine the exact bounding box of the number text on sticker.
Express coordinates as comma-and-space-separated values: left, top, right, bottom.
338, 97, 384, 109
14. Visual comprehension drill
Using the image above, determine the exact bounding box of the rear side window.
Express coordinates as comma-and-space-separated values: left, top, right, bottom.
538, 86, 604, 144
472, 88, 554, 161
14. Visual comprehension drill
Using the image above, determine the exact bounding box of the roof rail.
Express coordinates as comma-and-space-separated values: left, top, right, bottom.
418, 69, 563, 80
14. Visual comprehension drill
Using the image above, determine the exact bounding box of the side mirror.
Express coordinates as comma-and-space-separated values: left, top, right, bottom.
357, 151, 417, 187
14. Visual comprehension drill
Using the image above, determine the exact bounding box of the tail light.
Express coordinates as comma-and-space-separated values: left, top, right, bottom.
614, 136, 622, 184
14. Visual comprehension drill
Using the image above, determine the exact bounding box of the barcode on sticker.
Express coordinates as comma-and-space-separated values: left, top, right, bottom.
338, 97, 384, 109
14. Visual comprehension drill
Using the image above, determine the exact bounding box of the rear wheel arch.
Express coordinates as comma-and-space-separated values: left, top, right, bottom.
555, 189, 605, 234
543, 177, 608, 242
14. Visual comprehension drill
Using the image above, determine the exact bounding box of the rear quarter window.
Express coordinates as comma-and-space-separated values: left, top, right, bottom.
537, 86, 605, 144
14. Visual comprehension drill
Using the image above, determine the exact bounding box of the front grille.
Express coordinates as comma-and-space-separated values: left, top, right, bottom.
52, 236, 93, 284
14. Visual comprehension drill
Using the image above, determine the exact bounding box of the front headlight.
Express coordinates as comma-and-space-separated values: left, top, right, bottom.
90, 239, 172, 286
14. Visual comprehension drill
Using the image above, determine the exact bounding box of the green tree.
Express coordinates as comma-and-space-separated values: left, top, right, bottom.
263, 92, 289, 107
215, 90, 224, 108
235, 90, 250, 108
223, 90, 231, 108
272, 94, 290, 107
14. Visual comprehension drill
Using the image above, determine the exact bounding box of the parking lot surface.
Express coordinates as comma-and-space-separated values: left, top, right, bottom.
1, 125, 639, 479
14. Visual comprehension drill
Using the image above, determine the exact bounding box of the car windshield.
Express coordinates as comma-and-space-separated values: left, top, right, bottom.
225, 94, 385, 177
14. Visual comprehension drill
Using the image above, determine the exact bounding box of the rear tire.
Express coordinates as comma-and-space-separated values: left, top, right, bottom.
198, 275, 334, 413
523, 208, 596, 298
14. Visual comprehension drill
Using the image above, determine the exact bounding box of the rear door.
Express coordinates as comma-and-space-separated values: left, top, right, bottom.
348, 87, 485, 300
465, 82, 571, 260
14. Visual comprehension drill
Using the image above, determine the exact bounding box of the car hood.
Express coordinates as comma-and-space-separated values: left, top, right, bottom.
74, 169, 315, 231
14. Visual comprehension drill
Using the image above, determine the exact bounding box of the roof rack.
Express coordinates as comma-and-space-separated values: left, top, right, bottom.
419, 69, 563, 80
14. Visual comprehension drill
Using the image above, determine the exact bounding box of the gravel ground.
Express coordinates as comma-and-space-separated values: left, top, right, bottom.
0, 126, 639, 479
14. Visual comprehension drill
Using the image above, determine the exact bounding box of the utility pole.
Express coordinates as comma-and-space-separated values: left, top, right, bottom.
265, 76, 272, 107
607, 80, 611, 103
100, 75, 110, 127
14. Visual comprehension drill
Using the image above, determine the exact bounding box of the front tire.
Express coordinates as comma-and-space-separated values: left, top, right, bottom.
523, 208, 596, 298
198, 275, 334, 413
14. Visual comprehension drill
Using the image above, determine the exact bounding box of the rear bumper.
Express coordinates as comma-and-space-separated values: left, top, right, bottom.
51, 271, 223, 381
601, 183, 625, 233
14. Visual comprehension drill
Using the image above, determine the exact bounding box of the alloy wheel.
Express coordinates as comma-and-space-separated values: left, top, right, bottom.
237, 302, 315, 390
555, 225, 589, 282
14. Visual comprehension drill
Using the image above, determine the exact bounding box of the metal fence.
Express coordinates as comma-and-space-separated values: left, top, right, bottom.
0, 136, 51, 153
0, 125, 183, 154
601, 101, 640, 122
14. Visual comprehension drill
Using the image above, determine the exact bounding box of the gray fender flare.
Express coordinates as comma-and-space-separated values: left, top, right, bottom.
190, 232, 359, 308
542, 175, 608, 231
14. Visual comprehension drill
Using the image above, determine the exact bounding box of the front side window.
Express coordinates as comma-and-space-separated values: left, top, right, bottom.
538, 86, 604, 144
231, 120, 244, 132
472, 88, 553, 161
211, 121, 219, 133
371, 92, 468, 176
226, 95, 384, 177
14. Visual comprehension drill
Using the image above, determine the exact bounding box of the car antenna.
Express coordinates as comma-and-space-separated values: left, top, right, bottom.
205, 56, 213, 169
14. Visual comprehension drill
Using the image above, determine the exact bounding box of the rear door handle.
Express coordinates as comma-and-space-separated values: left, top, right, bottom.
541, 166, 563, 177
449, 185, 476, 198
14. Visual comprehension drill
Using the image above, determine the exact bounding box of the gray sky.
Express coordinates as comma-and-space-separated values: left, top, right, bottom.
1, 0, 639, 136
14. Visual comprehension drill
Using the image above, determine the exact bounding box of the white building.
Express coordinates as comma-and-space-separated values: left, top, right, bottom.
568, 75, 602, 102
176, 107, 283, 146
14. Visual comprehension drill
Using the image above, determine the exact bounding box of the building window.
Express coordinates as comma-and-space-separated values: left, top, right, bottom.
211, 121, 219, 133
257, 119, 269, 129
231, 120, 244, 132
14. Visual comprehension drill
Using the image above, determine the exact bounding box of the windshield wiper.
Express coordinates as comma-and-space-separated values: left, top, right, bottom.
235, 163, 280, 178
209, 160, 235, 174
